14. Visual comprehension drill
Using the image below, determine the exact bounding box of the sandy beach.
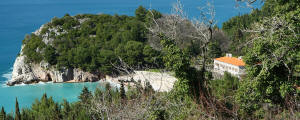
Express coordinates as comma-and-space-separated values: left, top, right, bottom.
105, 71, 177, 92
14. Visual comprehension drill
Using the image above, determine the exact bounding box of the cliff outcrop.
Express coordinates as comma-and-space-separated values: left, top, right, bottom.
7, 55, 100, 86
7, 24, 101, 86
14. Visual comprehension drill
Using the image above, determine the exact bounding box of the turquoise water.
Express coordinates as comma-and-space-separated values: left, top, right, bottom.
0, 0, 261, 112
0, 82, 102, 112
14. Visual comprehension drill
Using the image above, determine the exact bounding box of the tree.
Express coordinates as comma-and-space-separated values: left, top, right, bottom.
147, 0, 236, 116
15, 98, 21, 120
236, 0, 300, 117
20, 109, 33, 120
135, 6, 147, 22
143, 45, 161, 66
22, 34, 46, 63
97, 49, 116, 74
62, 99, 70, 119
210, 72, 239, 102
43, 45, 57, 65
79, 86, 92, 104
120, 81, 126, 100
145, 9, 162, 25
94, 88, 103, 100
122, 41, 144, 67
0, 107, 5, 120
21, 8, 162, 75
207, 41, 222, 59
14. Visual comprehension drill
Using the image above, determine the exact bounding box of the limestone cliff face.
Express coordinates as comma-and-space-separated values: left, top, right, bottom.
8, 53, 176, 90
7, 24, 101, 86
7, 54, 100, 86
8, 55, 38, 85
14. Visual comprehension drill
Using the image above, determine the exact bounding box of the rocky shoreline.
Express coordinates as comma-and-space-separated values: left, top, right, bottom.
6, 56, 102, 86
7, 45, 176, 91
7, 22, 177, 92
7, 24, 103, 86
7, 46, 176, 91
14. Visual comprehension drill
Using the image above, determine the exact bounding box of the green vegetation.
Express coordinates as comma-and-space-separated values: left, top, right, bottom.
78, 86, 92, 104
0, 107, 5, 120
15, 98, 20, 120
159, 34, 196, 97
22, 6, 163, 74
43, 45, 58, 65
11, 1, 300, 119
0, 83, 205, 120
223, 0, 300, 119
222, 0, 274, 55
146, 68, 161, 73
22, 34, 46, 63
210, 72, 239, 102
235, 0, 300, 119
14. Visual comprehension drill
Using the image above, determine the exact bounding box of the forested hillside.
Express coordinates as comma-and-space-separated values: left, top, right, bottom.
1, 0, 299, 119
21, 5, 228, 76
22, 6, 164, 75
222, 0, 274, 55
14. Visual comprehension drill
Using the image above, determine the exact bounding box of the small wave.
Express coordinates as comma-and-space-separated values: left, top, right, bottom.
1, 67, 13, 87
1, 67, 13, 81
1, 83, 8, 88
37, 81, 53, 85
38, 81, 46, 84
14, 83, 26, 86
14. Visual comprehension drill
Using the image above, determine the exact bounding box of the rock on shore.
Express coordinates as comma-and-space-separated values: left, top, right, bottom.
7, 25, 101, 86
7, 55, 101, 86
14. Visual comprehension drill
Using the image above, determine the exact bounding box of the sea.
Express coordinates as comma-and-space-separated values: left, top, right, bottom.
0, 0, 261, 112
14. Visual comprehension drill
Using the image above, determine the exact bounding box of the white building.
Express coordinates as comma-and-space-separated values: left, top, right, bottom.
214, 53, 246, 78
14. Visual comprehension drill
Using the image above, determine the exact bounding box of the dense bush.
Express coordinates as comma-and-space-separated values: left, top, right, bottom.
22, 34, 46, 63
43, 45, 57, 65
210, 72, 239, 101
222, 0, 274, 55
233, 0, 300, 119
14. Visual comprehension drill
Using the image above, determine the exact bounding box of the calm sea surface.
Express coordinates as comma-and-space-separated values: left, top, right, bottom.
0, 0, 261, 112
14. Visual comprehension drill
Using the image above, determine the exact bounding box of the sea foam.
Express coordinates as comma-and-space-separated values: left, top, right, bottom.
0, 67, 13, 87
1, 67, 13, 81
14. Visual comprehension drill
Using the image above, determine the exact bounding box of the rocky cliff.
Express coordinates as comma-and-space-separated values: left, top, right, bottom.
7, 24, 101, 86
7, 57, 100, 86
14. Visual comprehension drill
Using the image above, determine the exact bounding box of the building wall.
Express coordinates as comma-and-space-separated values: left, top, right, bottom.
213, 60, 245, 77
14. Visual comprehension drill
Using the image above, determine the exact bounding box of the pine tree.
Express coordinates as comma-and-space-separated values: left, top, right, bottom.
94, 88, 103, 100
41, 93, 48, 104
120, 81, 126, 100
51, 103, 61, 119
15, 98, 21, 120
62, 99, 70, 118
78, 86, 92, 104
135, 6, 147, 22
0, 106, 6, 120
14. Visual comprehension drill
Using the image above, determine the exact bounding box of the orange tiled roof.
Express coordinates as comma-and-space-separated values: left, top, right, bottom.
214, 57, 245, 66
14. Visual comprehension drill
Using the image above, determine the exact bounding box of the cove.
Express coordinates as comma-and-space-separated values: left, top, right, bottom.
0, 81, 104, 112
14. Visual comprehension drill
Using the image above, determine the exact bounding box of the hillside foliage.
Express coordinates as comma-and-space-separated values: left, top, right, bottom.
22, 6, 163, 75
9, 1, 300, 119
